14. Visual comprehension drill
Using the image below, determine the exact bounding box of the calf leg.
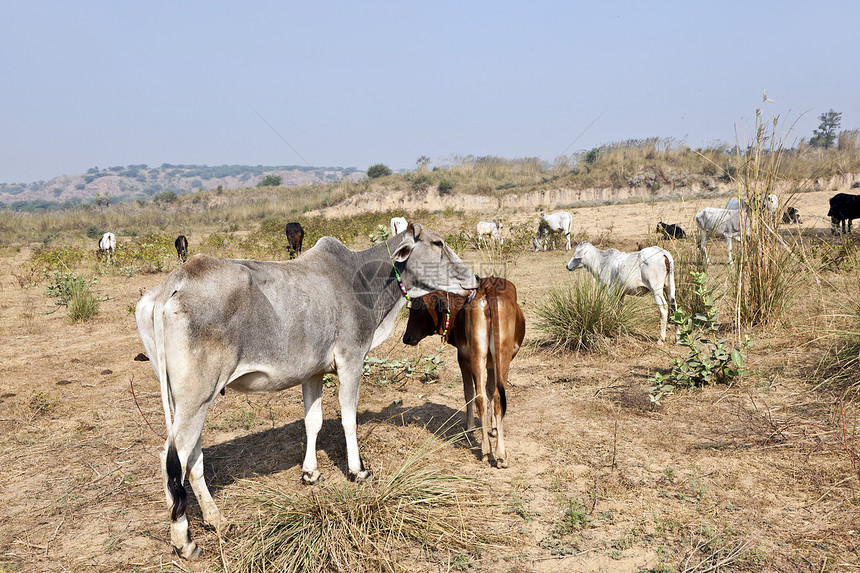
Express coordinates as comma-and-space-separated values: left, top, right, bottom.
457, 352, 476, 430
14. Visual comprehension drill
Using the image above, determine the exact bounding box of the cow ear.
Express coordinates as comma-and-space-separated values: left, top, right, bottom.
391, 234, 414, 263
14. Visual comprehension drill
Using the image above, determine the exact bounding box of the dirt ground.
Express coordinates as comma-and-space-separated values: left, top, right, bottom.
1, 190, 859, 572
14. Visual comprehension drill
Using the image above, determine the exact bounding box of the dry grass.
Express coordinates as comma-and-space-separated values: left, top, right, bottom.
2, 156, 860, 571
231, 432, 513, 573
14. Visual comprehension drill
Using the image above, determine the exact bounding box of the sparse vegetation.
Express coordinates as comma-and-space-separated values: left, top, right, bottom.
534, 275, 647, 352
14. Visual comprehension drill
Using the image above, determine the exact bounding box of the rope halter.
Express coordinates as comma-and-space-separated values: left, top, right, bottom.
385, 240, 410, 302
440, 292, 451, 342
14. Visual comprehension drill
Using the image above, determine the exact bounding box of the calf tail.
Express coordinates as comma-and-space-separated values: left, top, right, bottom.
487, 291, 507, 418
166, 443, 188, 521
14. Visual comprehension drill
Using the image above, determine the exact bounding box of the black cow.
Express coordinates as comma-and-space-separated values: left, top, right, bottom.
175, 235, 188, 262
828, 193, 860, 234
285, 222, 304, 259
657, 221, 687, 239
782, 207, 802, 224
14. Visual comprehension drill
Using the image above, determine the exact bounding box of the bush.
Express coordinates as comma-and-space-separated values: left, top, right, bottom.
46, 271, 100, 322
367, 164, 392, 179
535, 276, 646, 352
152, 190, 177, 205
438, 178, 454, 195
85, 225, 102, 240
649, 272, 750, 404
258, 174, 283, 187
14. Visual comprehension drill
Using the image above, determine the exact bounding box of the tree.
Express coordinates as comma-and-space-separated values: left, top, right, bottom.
366, 163, 392, 179
810, 109, 842, 149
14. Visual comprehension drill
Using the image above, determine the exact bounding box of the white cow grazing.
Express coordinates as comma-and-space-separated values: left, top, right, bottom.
98, 232, 117, 263
476, 220, 503, 244
726, 194, 778, 219
533, 211, 573, 251
566, 242, 678, 342
389, 216, 408, 237
695, 207, 746, 265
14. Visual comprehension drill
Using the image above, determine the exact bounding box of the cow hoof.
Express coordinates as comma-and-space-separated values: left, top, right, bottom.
174, 542, 203, 560
481, 454, 490, 464
348, 469, 371, 483
496, 458, 509, 469
488, 428, 498, 438
301, 470, 323, 485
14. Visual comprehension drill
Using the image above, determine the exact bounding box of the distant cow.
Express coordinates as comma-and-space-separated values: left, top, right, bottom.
403, 276, 525, 468
389, 216, 408, 237
657, 222, 686, 239
695, 207, 746, 265
727, 194, 778, 220
828, 193, 860, 234
476, 220, 503, 244
566, 242, 678, 343
285, 222, 304, 259
175, 235, 188, 262
533, 211, 573, 251
782, 207, 802, 224
97, 232, 116, 263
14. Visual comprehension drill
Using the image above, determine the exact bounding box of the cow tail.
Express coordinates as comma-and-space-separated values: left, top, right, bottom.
488, 292, 507, 418
664, 253, 677, 315
166, 444, 188, 521
153, 292, 187, 522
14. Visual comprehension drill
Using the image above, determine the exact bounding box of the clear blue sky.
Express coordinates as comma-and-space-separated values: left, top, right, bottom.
2, 1, 857, 184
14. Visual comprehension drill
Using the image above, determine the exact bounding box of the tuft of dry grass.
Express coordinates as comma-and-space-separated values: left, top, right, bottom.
230, 432, 513, 573
533, 275, 649, 352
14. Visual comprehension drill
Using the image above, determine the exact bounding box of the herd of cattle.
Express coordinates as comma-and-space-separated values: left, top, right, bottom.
120, 191, 860, 559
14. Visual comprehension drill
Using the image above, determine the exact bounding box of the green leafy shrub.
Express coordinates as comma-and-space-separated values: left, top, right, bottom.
258, 174, 283, 187
649, 272, 750, 404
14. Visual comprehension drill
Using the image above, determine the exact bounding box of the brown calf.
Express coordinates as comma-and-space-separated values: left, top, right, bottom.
402, 276, 525, 468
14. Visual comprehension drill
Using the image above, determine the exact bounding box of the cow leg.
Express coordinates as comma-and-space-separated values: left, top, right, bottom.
564, 232, 571, 251
301, 374, 325, 484
725, 237, 733, 264
699, 232, 710, 266
187, 434, 222, 531
337, 365, 371, 482
653, 290, 668, 343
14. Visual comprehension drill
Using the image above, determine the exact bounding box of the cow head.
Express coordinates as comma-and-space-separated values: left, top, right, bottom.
390, 223, 477, 298
565, 241, 589, 271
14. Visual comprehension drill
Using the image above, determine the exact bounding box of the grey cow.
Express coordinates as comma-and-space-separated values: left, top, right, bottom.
135, 223, 477, 559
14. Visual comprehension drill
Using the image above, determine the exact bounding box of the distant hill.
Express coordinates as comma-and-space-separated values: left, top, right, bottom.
0, 164, 365, 211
